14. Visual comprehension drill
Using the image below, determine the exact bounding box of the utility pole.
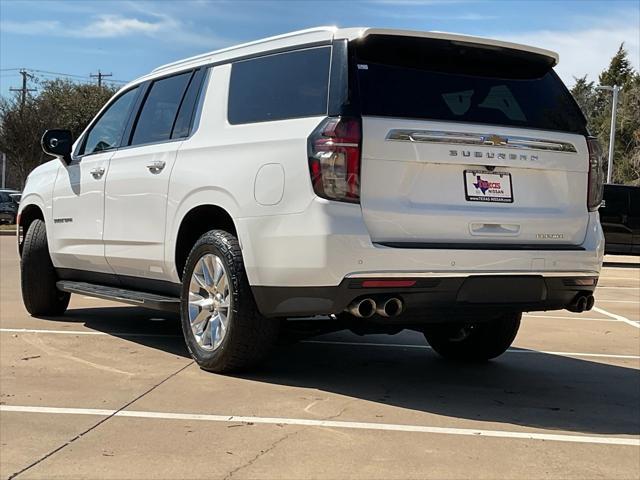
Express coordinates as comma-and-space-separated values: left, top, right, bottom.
596, 85, 622, 184
1, 152, 6, 189
9, 69, 36, 110
90, 69, 112, 87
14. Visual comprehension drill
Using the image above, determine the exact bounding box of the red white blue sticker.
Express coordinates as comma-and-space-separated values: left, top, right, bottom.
464, 170, 513, 203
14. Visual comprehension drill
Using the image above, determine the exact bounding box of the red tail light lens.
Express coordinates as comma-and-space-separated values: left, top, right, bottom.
308, 117, 361, 203
587, 136, 605, 211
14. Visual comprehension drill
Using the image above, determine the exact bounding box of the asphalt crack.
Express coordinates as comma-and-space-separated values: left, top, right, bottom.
8, 361, 194, 479
223, 400, 354, 479
223, 429, 299, 480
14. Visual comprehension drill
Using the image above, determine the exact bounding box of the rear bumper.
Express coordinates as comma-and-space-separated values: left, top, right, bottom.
238, 198, 604, 317
252, 275, 598, 318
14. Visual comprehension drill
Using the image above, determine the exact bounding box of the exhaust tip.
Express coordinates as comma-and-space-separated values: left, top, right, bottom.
576, 296, 587, 312
585, 295, 595, 311
348, 298, 376, 318
377, 297, 404, 318
567, 294, 590, 313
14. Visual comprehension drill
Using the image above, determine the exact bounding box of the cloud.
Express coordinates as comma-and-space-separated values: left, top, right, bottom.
1, 12, 230, 49
77, 14, 169, 38
497, 15, 639, 86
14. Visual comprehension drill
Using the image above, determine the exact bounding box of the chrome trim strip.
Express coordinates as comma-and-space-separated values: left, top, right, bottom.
386, 129, 577, 153
346, 271, 598, 279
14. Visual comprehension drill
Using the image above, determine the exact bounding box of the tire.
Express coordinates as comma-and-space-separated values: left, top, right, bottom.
20, 219, 70, 316
180, 230, 279, 373
423, 312, 521, 362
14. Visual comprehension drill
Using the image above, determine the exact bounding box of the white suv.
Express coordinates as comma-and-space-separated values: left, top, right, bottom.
18, 27, 605, 372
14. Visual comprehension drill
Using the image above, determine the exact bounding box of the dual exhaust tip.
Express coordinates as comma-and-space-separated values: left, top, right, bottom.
567, 293, 595, 313
348, 297, 404, 318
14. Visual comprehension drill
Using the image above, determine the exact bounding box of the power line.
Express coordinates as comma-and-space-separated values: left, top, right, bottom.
2, 67, 129, 84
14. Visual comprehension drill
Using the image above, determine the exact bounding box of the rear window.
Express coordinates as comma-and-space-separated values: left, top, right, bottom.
131, 71, 193, 146
228, 46, 331, 124
351, 35, 587, 135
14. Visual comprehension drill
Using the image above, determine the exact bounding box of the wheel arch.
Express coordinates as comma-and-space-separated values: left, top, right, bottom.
174, 204, 239, 281
17, 203, 45, 256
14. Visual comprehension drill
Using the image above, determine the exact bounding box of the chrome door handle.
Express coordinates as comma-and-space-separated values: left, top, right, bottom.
146, 160, 166, 173
90, 167, 105, 179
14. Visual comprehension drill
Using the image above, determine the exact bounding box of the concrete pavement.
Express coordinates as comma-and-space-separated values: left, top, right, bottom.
1, 236, 638, 479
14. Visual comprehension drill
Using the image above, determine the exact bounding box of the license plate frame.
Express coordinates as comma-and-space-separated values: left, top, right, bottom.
464, 170, 513, 203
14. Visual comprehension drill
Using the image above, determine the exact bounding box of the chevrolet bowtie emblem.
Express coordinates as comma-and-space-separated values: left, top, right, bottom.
483, 134, 508, 146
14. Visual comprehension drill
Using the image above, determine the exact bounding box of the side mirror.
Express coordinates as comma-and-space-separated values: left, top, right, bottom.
41, 129, 73, 165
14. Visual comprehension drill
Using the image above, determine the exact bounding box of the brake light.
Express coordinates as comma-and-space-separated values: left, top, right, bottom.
587, 136, 605, 211
308, 117, 361, 203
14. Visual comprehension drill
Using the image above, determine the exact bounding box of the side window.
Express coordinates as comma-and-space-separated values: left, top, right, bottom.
130, 72, 192, 146
172, 69, 206, 139
228, 46, 331, 124
81, 87, 139, 155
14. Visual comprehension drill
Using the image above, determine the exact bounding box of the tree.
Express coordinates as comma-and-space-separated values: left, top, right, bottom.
571, 44, 640, 185
0, 79, 116, 188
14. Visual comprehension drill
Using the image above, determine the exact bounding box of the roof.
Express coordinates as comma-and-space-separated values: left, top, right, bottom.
125, 26, 558, 88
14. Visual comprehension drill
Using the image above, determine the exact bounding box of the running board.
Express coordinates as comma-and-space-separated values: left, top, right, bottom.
56, 281, 180, 313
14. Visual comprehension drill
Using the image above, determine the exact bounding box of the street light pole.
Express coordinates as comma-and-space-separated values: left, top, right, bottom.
596, 85, 622, 184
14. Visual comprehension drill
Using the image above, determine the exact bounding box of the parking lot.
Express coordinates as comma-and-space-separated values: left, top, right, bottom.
0, 235, 638, 479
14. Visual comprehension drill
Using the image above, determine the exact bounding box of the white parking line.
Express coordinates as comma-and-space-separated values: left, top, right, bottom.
593, 307, 640, 329
1, 405, 638, 447
595, 299, 640, 304
0, 328, 177, 337
301, 340, 640, 359
597, 286, 640, 290
599, 279, 640, 283
523, 314, 619, 322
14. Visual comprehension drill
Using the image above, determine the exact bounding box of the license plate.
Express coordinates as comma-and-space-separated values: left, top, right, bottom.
464, 170, 513, 203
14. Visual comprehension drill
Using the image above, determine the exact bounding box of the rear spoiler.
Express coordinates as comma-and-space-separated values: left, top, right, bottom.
337, 28, 559, 67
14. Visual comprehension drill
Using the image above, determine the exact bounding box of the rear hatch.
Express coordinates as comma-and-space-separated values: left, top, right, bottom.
351, 34, 590, 248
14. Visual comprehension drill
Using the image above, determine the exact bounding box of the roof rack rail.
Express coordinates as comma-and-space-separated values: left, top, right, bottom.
151, 26, 337, 74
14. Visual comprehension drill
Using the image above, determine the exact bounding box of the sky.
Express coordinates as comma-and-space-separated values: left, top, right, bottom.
1, 0, 639, 97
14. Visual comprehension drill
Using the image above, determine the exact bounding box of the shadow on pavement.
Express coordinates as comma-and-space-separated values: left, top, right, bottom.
46, 305, 640, 437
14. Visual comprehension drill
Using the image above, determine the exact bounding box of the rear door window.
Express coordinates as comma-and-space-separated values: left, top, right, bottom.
171, 69, 206, 139
352, 35, 587, 134
228, 46, 331, 124
130, 71, 192, 146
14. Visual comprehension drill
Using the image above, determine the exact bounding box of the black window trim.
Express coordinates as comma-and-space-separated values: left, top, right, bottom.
74, 67, 209, 160
73, 39, 333, 160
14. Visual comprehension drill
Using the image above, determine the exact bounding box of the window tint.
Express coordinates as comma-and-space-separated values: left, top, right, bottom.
228, 47, 331, 124
82, 87, 139, 155
131, 72, 192, 146
172, 69, 205, 139
0, 192, 10, 203
352, 36, 587, 135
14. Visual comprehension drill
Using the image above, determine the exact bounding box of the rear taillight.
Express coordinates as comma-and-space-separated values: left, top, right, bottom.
308, 117, 361, 203
587, 136, 605, 211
